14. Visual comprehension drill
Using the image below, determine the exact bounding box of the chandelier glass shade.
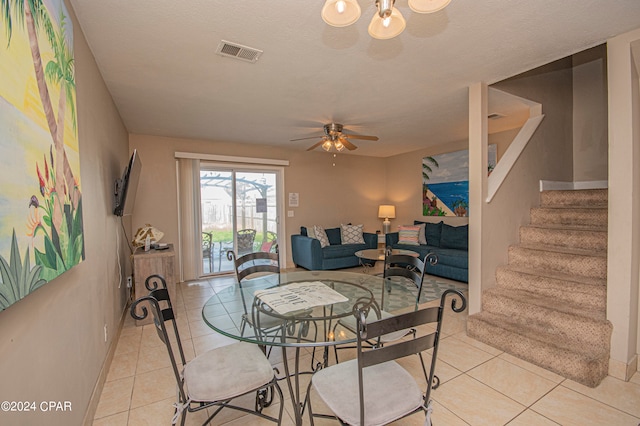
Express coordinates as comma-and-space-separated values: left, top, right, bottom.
321, 0, 362, 27
408, 0, 452, 13
323, 0, 451, 39
368, 2, 406, 40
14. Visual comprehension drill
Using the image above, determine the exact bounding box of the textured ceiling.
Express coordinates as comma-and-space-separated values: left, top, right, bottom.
69, 0, 640, 157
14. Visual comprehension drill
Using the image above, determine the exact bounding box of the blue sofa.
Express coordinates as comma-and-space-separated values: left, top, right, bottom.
291, 226, 378, 270
386, 221, 468, 283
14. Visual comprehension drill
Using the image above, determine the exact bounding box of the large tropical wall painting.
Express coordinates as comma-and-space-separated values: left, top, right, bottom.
422, 146, 496, 217
0, 0, 84, 311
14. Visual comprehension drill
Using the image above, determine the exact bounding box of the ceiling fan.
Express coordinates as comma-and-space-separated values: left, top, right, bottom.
290, 123, 379, 152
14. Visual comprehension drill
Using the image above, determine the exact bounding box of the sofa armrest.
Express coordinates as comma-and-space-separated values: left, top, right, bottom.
363, 232, 378, 249
291, 234, 323, 270
385, 232, 399, 246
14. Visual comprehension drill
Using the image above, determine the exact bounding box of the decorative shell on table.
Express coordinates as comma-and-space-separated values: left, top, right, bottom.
132, 224, 164, 248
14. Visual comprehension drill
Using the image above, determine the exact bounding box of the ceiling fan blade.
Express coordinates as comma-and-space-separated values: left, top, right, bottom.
291, 135, 323, 142
344, 134, 379, 141
340, 138, 358, 151
306, 140, 325, 151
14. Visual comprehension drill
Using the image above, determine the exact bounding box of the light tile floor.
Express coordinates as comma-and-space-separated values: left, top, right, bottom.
93, 269, 640, 425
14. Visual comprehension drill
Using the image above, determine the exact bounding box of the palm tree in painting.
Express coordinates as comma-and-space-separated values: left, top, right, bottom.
1, 0, 81, 226
422, 156, 442, 215
2, 0, 84, 281
422, 156, 439, 181
44, 10, 79, 209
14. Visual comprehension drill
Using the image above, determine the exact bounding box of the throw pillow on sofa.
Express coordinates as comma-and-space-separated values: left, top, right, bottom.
340, 224, 365, 244
414, 220, 443, 247
416, 223, 427, 245
306, 226, 316, 239
398, 225, 421, 245
440, 223, 468, 250
313, 225, 330, 248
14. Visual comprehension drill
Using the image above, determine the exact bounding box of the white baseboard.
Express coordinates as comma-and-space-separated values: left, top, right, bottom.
83, 307, 128, 426
608, 355, 638, 382
539, 180, 609, 191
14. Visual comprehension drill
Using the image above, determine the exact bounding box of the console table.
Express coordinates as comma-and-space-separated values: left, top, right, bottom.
133, 244, 177, 326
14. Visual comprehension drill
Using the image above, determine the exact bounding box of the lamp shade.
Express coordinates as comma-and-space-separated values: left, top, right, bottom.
378, 205, 396, 219
321, 0, 361, 27
408, 0, 452, 13
368, 6, 406, 39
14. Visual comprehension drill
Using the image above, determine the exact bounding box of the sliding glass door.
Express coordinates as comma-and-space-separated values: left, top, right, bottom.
200, 166, 280, 275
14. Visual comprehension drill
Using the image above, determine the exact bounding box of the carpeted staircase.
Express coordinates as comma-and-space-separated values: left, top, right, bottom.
467, 188, 612, 387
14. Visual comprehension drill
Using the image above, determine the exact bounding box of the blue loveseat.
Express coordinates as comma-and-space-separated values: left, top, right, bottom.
291, 226, 378, 270
386, 221, 468, 283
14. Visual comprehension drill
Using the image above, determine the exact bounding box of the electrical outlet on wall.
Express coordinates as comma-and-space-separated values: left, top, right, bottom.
127, 276, 133, 288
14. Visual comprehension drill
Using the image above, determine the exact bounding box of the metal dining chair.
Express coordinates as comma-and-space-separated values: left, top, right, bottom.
333, 250, 438, 363
130, 274, 283, 426
227, 250, 283, 338
308, 289, 467, 426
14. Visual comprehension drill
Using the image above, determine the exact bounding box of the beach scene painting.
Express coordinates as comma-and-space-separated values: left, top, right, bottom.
422, 146, 496, 217
0, 0, 84, 311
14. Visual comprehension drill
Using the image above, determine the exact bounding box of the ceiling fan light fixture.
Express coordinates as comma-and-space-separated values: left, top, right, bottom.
322, 140, 333, 151
369, 0, 406, 39
408, 0, 451, 13
322, 0, 361, 27
334, 140, 345, 151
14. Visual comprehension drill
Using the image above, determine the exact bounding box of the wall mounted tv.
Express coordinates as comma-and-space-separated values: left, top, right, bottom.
113, 149, 142, 216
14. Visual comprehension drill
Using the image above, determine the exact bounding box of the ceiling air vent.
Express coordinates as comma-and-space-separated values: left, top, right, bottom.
488, 113, 504, 120
216, 40, 263, 63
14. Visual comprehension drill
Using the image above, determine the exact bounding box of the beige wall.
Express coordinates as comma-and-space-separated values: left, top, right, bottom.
474, 58, 574, 304
607, 28, 640, 379
0, 1, 130, 424
573, 45, 609, 182
129, 134, 386, 269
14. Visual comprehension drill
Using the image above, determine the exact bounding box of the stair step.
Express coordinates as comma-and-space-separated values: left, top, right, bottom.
508, 245, 606, 279
540, 189, 608, 208
482, 288, 607, 336
495, 265, 606, 310
467, 311, 611, 387
530, 207, 607, 228
520, 225, 608, 251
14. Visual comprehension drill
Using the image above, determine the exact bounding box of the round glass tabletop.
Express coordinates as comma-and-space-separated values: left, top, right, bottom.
354, 248, 419, 262
202, 270, 420, 347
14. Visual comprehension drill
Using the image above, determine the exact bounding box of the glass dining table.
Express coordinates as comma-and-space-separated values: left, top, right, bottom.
201, 270, 422, 425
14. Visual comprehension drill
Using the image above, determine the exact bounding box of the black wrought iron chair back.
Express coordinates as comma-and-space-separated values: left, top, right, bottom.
130, 274, 283, 426
227, 250, 281, 337
333, 250, 438, 363
229, 250, 280, 282
383, 249, 438, 304
308, 289, 467, 426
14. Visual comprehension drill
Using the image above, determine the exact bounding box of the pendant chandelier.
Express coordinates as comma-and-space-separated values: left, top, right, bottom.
322, 0, 451, 39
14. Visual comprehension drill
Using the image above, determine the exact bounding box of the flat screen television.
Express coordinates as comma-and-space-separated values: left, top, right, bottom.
113, 149, 142, 216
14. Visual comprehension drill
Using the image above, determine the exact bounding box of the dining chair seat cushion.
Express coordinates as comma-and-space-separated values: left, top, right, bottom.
339, 310, 410, 343
184, 342, 274, 402
244, 311, 285, 330
312, 359, 423, 426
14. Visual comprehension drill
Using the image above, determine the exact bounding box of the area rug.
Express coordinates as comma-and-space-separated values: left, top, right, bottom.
383, 277, 468, 312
